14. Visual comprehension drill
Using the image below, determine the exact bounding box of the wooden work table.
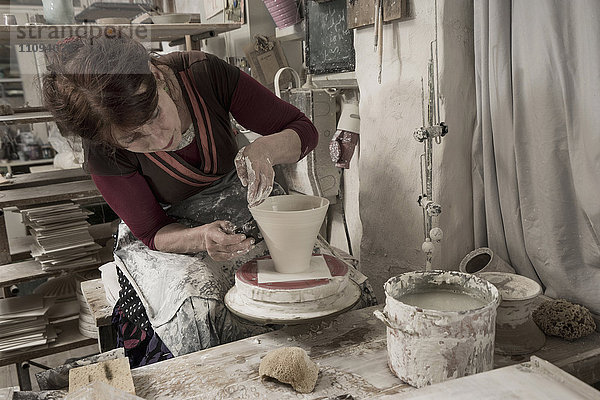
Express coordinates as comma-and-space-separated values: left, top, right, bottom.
127, 304, 600, 399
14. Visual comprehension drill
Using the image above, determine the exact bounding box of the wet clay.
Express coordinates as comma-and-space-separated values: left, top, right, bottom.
397, 290, 487, 312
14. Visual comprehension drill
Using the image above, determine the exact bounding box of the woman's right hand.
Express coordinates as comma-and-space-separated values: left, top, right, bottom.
199, 221, 255, 261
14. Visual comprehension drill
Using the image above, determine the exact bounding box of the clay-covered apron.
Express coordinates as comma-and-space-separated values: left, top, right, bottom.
113, 171, 283, 356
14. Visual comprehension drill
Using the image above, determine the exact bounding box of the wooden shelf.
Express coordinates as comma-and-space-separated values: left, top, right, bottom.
0, 245, 113, 287
0, 159, 53, 168
0, 318, 97, 367
0, 111, 54, 125
0, 78, 22, 83
0, 23, 241, 44
0, 180, 100, 209
0, 168, 89, 191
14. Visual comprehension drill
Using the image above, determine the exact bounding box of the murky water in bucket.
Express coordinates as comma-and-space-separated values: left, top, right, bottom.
397, 289, 488, 312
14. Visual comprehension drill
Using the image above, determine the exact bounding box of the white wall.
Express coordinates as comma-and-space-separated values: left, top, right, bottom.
354, 0, 476, 301
175, 0, 303, 74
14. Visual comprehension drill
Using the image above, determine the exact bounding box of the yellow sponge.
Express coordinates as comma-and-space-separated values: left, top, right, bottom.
259, 347, 319, 393
68, 357, 135, 395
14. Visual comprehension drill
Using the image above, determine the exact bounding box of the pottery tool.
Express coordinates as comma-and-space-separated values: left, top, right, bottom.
376, 0, 384, 83
224, 195, 360, 324
233, 217, 263, 244
373, 0, 380, 51
413, 0, 447, 270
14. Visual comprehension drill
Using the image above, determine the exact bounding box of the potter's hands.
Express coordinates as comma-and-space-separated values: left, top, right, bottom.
199, 221, 255, 261
235, 144, 274, 208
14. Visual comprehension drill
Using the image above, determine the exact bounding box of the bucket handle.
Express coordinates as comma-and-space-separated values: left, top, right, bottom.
373, 310, 418, 336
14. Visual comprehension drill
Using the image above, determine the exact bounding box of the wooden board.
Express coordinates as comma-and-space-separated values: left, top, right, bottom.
396, 357, 599, 400
347, 0, 411, 30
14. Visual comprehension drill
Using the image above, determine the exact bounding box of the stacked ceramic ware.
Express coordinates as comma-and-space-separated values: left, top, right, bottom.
262, 0, 301, 28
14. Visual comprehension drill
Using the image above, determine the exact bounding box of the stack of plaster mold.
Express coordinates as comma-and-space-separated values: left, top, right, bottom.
259, 347, 319, 393
533, 299, 596, 340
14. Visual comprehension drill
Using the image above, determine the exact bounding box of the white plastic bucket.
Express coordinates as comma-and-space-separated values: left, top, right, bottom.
374, 270, 500, 388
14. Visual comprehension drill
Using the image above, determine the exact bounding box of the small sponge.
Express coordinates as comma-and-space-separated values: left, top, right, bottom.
533, 299, 596, 340
259, 347, 319, 393
69, 357, 135, 395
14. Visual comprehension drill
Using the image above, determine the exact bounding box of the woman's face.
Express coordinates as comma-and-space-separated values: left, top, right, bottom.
114, 84, 183, 153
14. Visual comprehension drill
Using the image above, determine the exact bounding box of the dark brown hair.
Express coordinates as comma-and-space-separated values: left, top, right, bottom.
42, 35, 166, 148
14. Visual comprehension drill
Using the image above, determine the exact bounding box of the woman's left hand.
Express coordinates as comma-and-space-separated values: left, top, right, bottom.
235, 143, 274, 207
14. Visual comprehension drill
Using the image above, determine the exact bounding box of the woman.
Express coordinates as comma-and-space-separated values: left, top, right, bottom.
43, 34, 319, 366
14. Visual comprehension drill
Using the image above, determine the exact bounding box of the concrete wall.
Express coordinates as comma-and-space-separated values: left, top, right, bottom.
354, 0, 476, 301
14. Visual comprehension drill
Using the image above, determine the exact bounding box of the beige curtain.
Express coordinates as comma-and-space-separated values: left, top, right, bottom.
473, 0, 600, 314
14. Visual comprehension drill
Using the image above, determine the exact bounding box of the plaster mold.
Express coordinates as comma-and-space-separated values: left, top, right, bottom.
225, 254, 361, 324
235, 256, 350, 304
375, 270, 500, 388
479, 272, 545, 355
250, 195, 329, 274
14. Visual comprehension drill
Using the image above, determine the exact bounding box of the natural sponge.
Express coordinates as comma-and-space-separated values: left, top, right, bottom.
259, 347, 319, 393
533, 299, 596, 340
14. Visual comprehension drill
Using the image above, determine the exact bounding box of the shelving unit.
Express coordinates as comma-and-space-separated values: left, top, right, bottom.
0, 318, 97, 368
0, 110, 53, 125
0, 158, 54, 174
0, 172, 110, 390
0, 21, 242, 390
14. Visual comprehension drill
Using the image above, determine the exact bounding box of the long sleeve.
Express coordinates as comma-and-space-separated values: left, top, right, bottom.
229, 71, 318, 159
92, 173, 174, 250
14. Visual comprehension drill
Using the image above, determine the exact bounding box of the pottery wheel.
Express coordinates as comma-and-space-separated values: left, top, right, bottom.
225, 254, 361, 325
